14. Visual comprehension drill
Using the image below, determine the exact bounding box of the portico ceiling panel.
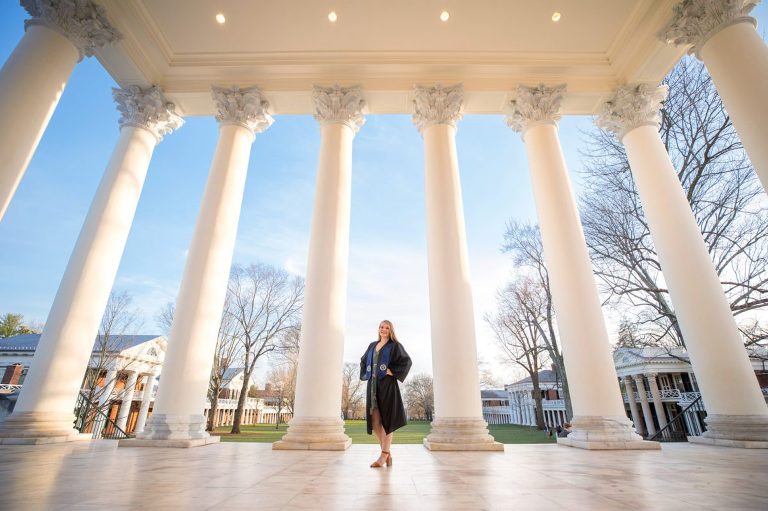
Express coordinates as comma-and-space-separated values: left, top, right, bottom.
93, 0, 687, 116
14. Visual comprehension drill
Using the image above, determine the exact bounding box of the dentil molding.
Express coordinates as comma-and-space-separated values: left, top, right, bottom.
659, 0, 759, 57
595, 83, 668, 140
113, 85, 184, 142
312, 85, 366, 133
22, 0, 120, 60
412, 83, 464, 134
505, 83, 566, 134
212, 86, 274, 136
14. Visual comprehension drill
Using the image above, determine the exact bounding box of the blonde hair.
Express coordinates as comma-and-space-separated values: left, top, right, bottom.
378, 319, 399, 343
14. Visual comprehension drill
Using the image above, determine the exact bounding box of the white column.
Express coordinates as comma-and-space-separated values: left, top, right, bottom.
115, 371, 138, 432
275, 85, 363, 451
661, 0, 768, 192
633, 375, 656, 436
646, 373, 668, 431
597, 84, 768, 446
624, 376, 644, 436
0, 87, 181, 444
134, 373, 156, 434
98, 369, 118, 408
506, 84, 651, 450
412, 84, 501, 451
135, 86, 272, 448
0, 0, 119, 220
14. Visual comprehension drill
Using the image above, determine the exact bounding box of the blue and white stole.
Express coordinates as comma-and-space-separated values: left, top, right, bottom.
363, 341, 394, 381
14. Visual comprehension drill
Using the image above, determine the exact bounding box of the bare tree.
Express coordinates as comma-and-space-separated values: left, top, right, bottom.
228, 264, 304, 434
502, 222, 573, 419
477, 358, 501, 390
403, 373, 434, 421
580, 57, 768, 349
265, 323, 301, 416
206, 298, 241, 431
341, 362, 365, 419
154, 302, 175, 337
486, 277, 549, 430
80, 291, 143, 415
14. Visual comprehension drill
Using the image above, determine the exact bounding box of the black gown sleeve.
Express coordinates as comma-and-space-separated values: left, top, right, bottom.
388, 342, 412, 383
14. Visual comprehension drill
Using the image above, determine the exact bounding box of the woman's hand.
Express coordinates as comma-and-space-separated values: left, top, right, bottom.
386, 369, 394, 377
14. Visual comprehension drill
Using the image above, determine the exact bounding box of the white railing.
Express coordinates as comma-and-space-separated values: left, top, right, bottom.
623, 389, 684, 402
205, 397, 261, 410
482, 405, 511, 414
0, 384, 22, 393
660, 389, 681, 400
678, 392, 702, 405
542, 399, 565, 410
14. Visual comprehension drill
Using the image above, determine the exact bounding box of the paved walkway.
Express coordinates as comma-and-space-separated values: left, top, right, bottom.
1, 441, 766, 510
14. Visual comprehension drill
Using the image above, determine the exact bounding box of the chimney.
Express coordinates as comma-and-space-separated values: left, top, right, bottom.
1, 363, 23, 385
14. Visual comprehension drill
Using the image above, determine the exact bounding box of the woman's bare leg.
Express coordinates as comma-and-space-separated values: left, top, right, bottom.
371, 409, 384, 443
370, 409, 389, 465
382, 431, 394, 455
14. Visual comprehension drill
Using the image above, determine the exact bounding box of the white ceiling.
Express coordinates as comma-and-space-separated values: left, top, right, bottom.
94, 0, 686, 116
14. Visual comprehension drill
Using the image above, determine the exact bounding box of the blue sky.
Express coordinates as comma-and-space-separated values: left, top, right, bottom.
2, 4, 767, 383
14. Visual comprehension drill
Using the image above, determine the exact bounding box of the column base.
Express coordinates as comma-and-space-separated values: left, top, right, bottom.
272, 416, 351, 450
0, 411, 90, 445
119, 436, 220, 448
558, 415, 660, 450
131, 413, 210, 443
422, 417, 504, 451
695, 414, 768, 447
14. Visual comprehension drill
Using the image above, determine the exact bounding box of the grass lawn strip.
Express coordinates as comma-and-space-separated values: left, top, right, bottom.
213, 420, 556, 444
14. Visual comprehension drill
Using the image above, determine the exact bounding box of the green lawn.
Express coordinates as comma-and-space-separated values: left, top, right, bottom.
213, 420, 556, 444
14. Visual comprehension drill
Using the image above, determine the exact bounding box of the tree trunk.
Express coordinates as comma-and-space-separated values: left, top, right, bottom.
230, 368, 252, 434
531, 373, 545, 430
558, 364, 574, 421
207, 394, 219, 432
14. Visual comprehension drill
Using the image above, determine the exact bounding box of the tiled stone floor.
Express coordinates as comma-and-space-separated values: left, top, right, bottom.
1, 441, 766, 510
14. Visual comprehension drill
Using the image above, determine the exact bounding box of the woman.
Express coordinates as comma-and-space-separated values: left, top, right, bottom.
359, 319, 412, 468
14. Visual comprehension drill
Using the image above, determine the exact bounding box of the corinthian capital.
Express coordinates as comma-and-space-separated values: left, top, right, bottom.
659, 0, 758, 57
113, 86, 184, 142
505, 84, 566, 134
595, 84, 668, 140
212, 86, 274, 137
22, 0, 121, 60
312, 85, 366, 133
412, 84, 464, 134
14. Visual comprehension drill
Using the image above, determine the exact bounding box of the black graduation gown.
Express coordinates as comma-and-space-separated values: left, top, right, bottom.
359, 340, 412, 435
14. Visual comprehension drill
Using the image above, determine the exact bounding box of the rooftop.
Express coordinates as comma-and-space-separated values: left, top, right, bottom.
0, 333, 163, 353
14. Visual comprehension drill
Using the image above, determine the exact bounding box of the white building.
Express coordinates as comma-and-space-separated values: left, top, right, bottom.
504, 369, 567, 430
204, 370, 292, 428
0, 333, 165, 434
497, 348, 768, 440
481, 389, 511, 425
614, 346, 768, 440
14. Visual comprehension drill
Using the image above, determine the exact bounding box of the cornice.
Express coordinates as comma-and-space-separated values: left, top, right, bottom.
88, 0, 687, 117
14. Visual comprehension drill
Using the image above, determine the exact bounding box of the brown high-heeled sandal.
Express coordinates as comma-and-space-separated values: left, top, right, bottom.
370, 451, 391, 468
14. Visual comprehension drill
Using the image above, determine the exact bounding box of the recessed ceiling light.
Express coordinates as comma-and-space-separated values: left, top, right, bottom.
215, 13, 226, 24
552, 12, 561, 22
440, 11, 450, 22
328, 11, 338, 22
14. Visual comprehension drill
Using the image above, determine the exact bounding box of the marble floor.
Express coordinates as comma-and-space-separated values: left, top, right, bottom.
1, 441, 766, 510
